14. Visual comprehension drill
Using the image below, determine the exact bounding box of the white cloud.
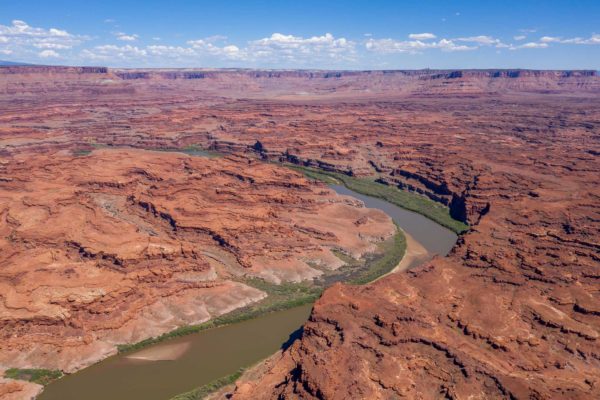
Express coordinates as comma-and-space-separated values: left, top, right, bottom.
456, 35, 511, 48
246, 33, 356, 63
0, 19, 86, 59
539, 34, 600, 45
436, 39, 476, 52
579, 34, 600, 44
408, 33, 436, 40
39, 49, 59, 58
366, 37, 476, 54
147, 45, 195, 57
457, 35, 501, 45
82, 44, 147, 61
34, 42, 72, 49
203, 35, 227, 43
513, 42, 549, 49
79, 32, 356, 66
187, 38, 245, 59
82, 36, 242, 64
187, 38, 208, 48
540, 36, 560, 43
366, 38, 426, 53
222, 45, 241, 56
115, 32, 139, 41
1, 20, 598, 68
250, 33, 352, 51
99, 44, 146, 56
509, 34, 600, 50
49, 28, 69, 37
366, 34, 514, 54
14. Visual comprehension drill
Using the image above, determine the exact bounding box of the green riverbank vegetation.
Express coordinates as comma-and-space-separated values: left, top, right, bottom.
285, 164, 468, 234
3, 368, 63, 386
151, 144, 223, 158
169, 368, 246, 400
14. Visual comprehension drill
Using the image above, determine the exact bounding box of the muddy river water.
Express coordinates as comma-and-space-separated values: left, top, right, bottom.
38, 185, 457, 400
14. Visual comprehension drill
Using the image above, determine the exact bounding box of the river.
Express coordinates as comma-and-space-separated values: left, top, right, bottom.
38, 185, 457, 400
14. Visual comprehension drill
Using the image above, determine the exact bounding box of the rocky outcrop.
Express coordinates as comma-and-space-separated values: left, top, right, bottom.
0, 149, 394, 373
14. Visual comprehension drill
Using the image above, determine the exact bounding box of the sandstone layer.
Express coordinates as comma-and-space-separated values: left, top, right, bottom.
1, 67, 599, 399
0, 148, 394, 373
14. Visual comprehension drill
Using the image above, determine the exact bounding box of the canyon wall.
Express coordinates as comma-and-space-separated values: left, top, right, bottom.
0, 148, 394, 373
1, 66, 599, 99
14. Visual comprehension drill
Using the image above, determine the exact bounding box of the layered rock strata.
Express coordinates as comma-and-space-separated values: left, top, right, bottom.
0, 149, 394, 373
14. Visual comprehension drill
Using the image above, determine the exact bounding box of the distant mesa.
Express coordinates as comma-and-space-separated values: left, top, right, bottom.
0, 60, 34, 66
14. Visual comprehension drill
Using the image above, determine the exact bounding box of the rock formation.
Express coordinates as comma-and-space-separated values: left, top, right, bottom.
0, 66, 599, 398
0, 148, 394, 373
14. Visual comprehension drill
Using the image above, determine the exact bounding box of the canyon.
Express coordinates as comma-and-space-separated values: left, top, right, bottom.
0, 66, 599, 399
0, 147, 395, 367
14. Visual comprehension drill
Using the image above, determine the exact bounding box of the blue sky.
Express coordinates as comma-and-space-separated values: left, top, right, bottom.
1, 0, 599, 69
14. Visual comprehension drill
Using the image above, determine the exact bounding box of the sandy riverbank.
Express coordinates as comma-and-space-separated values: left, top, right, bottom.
376, 230, 430, 281
125, 342, 192, 362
